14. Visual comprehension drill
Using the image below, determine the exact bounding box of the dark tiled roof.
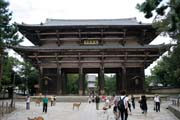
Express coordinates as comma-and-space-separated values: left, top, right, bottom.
19, 18, 150, 27
44, 18, 149, 26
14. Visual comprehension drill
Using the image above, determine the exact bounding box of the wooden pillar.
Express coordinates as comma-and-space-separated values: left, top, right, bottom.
64, 73, 68, 94
82, 73, 86, 95
61, 71, 65, 94
98, 73, 100, 95
99, 66, 105, 95
121, 66, 127, 91
57, 64, 62, 95
79, 66, 83, 95
116, 69, 121, 95
140, 67, 145, 93
39, 66, 43, 93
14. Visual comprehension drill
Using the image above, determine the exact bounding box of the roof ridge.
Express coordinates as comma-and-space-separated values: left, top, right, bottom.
45, 17, 137, 22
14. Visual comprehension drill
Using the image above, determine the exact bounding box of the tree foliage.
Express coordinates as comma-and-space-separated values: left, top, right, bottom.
0, 0, 23, 87
67, 74, 79, 94
137, 0, 180, 87
147, 45, 180, 87
0, 0, 22, 48
18, 61, 39, 95
104, 74, 116, 95
1, 56, 20, 85
137, 0, 180, 41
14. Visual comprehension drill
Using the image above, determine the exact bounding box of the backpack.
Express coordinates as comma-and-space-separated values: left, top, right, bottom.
117, 96, 126, 112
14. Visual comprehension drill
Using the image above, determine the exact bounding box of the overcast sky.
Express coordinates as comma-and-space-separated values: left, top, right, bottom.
7, 0, 172, 75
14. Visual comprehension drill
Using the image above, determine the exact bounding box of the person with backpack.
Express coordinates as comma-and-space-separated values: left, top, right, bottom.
118, 90, 129, 120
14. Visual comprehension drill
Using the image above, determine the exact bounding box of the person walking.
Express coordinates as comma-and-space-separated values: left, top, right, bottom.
139, 95, 148, 114
88, 95, 92, 104
154, 94, 161, 112
50, 96, 54, 106
118, 90, 129, 120
131, 94, 135, 109
26, 95, 31, 110
113, 95, 120, 120
53, 96, 56, 106
42, 95, 49, 113
95, 95, 100, 110
127, 99, 132, 115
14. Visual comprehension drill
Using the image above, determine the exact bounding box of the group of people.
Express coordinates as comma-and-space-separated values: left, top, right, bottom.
25, 94, 56, 113
111, 91, 161, 120
25, 92, 161, 119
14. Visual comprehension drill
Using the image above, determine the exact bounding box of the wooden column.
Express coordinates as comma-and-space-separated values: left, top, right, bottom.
38, 65, 43, 93
79, 66, 83, 95
82, 73, 86, 95
140, 67, 145, 93
116, 69, 121, 95
64, 73, 68, 94
121, 65, 127, 91
57, 64, 62, 95
99, 66, 105, 95
61, 71, 65, 94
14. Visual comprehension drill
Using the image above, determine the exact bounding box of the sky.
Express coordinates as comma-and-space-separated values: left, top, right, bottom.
7, 0, 172, 75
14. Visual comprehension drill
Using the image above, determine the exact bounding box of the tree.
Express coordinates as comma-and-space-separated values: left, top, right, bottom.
137, 0, 180, 87
136, 0, 180, 41
18, 61, 39, 95
104, 74, 116, 95
0, 0, 23, 87
67, 74, 79, 94
1, 56, 19, 85
1, 56, 20, 99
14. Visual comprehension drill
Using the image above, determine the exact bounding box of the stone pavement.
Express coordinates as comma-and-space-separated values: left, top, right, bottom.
2, 101, 179, 120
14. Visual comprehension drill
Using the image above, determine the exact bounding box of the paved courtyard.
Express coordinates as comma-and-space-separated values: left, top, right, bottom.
2, 101, 179, 120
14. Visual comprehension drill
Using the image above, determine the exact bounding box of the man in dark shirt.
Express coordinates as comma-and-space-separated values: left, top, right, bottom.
95, 95, 100, 110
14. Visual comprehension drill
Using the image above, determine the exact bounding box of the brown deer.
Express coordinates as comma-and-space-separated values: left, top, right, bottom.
27, 116, 44, 120
73, 102, 81, 110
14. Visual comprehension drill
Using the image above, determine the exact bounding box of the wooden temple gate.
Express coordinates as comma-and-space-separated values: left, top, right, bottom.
12, 18, 170, 95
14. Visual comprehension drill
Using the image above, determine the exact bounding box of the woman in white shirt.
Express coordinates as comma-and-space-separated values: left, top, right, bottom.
26, 95, 30, 110
154, 94, 161, 112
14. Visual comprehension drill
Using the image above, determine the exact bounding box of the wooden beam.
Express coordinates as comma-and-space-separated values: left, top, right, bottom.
40, 36, 137, 41
47, 59, 153, 63
37, 31, 126, 36
28, 54, 160, 58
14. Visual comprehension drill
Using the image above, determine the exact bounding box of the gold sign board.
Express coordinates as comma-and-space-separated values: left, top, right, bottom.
83, 39, 99, 45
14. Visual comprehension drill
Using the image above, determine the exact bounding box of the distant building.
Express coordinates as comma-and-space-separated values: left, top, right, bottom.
87, 75, 96, 95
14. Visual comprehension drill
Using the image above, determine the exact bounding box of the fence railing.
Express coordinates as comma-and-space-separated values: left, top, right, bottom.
0, 101, 15, 119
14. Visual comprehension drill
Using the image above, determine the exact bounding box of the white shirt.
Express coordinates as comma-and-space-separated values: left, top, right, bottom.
154, 96, 160, 102
120, 96, 129, 109
26, 97, 30, 103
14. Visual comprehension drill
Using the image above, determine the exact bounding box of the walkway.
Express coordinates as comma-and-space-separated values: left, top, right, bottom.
2, 101, 179, 120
